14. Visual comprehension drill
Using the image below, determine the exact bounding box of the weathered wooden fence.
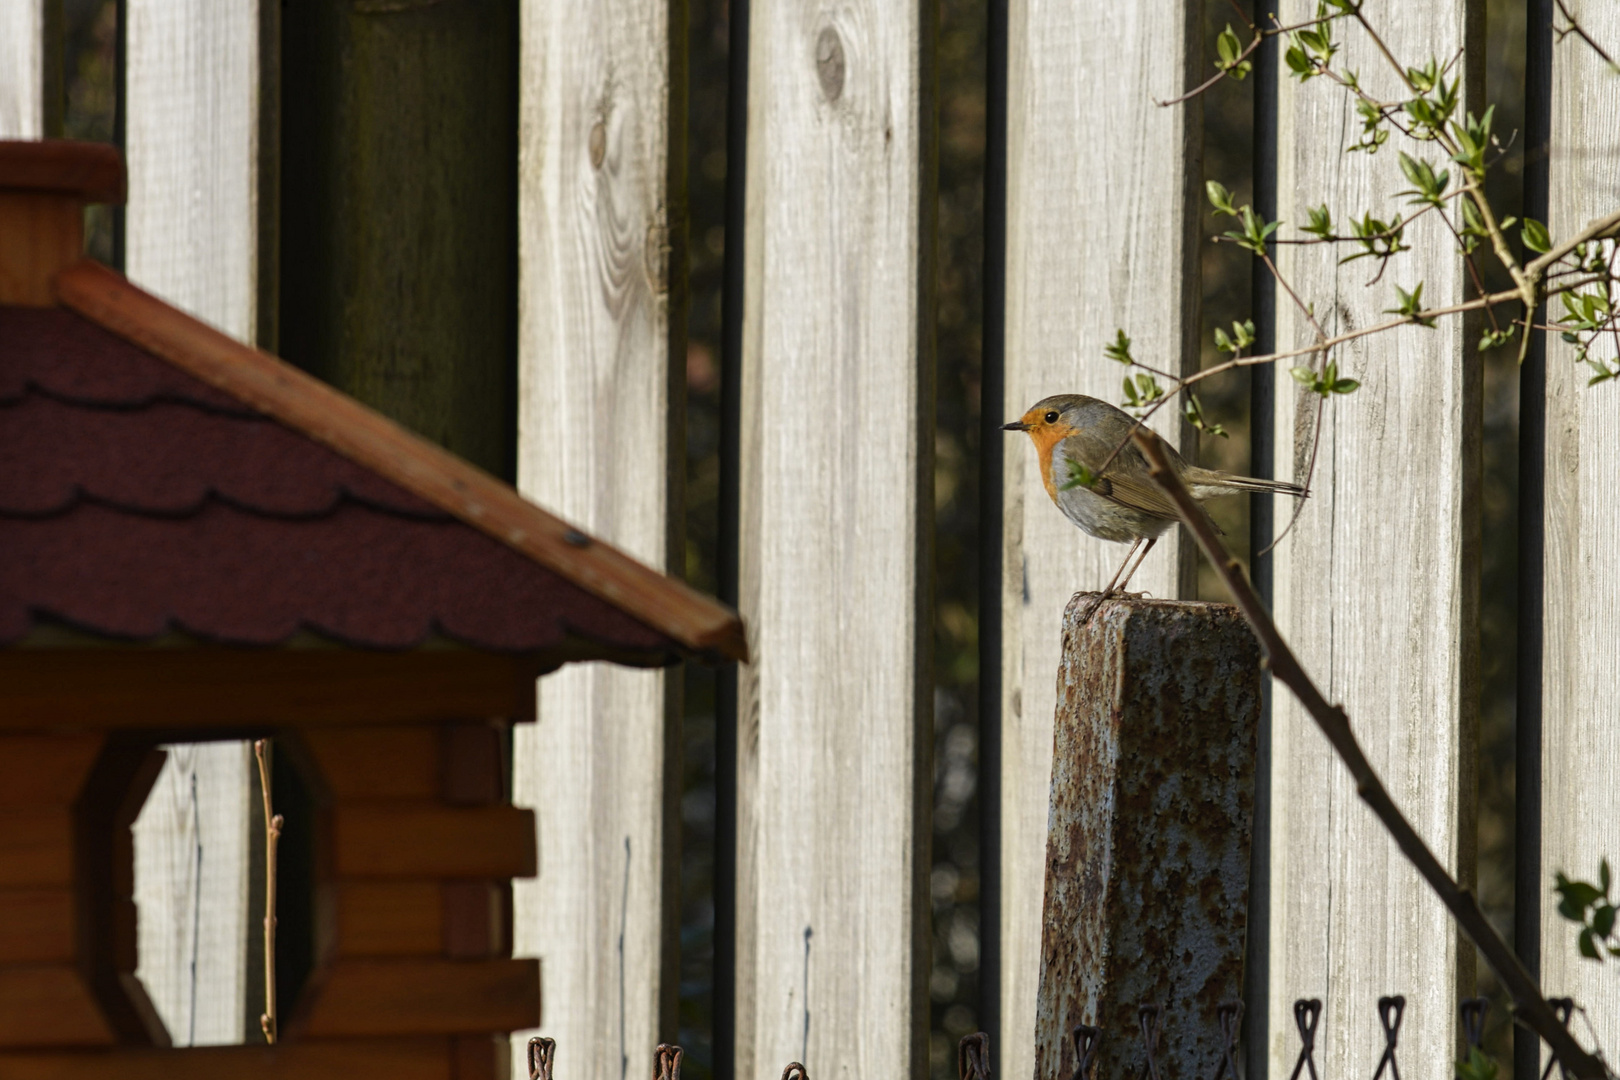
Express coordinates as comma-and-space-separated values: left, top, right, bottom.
3, 0, 1619, 1075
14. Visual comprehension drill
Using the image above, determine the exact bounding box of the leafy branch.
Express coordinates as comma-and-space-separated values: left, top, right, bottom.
1091, 0, 1620, 530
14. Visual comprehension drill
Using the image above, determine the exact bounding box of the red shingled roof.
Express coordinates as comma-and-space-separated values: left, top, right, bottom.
0, 141, 747, 664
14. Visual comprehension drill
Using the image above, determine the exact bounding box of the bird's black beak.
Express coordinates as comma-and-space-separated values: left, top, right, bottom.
1002, 420, 1029, 432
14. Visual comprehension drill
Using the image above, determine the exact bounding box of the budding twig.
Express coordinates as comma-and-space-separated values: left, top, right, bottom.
253, 738, 282, 1045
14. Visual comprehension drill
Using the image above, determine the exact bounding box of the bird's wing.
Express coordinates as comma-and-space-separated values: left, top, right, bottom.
1055, 429, 1224, 533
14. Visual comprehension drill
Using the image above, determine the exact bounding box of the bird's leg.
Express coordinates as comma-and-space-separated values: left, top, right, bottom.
1081, 537, 1143, 624
1114, 535, 1157, 596
1099, 537, 1143, 598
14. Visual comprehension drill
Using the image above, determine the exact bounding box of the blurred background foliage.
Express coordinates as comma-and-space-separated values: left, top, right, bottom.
60, 0, 1531, 1075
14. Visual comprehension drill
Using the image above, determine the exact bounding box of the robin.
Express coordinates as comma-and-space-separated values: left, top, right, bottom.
1004, 393, 1307, 600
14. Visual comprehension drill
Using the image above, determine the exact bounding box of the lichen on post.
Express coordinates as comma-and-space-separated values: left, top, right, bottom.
1035, 594, 1259, 1080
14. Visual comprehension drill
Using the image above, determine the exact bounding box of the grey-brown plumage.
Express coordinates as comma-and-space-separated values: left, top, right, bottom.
1004, 392, 1307, 596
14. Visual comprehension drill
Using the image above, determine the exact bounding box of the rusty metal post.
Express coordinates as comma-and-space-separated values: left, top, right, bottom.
1035, 595, 1259, 1080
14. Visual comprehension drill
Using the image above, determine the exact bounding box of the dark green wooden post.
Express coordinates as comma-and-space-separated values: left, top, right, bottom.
279, 0, 518, 480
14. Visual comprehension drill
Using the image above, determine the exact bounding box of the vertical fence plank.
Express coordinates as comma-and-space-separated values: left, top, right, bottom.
999, 5, 1201, 1071
130, 743, 255, 1046
733, 0, 935, 1074
122, 0, 276, 1046
0, 0, 57, 139
1538, 1, 1620, 1056
1268, 4, 1480, 1077
511, 0, 684, 1071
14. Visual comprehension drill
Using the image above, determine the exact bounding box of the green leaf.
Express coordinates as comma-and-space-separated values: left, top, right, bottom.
1303, 204, 1334, 239
1206, 181, 1237, 217
1456, 1046, 1500, 1080
1290, 365, 1318, 386
1285, 45, 1313, 77
1523, 218, 1552, 254
1214, 326, 1234, 353
1331, 378, 1361, 394
1105, 328, 1134, 365
1061, 460, 1097, 491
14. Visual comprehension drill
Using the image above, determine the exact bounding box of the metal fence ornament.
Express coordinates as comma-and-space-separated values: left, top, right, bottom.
1289, 998, 1323, 1080
1071, 1024, 1101, 1080
1540, 998, 1577, 1080
1138, 1004, 1166, 1080
654, 1044, 684, 1080
781, 1063, 809, 1080
528, 1037, 556, 1080
1460, 997, 1489, 1051
959, 1031, 991, 1080
1372, 995, 1406, 1080
1211, 1000, 1245, 1080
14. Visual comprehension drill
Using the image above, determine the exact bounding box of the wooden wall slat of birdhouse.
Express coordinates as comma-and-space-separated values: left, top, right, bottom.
732, 1, 935, 1076
299, 957, 540, 1038
511, 0, 686, 1068
0, 0, 58, 139
0, 1036, 464, 1080
119, 0, 278, 1049
1537, 0, 1620, 1059
1265, 3, 1481, 1077
997, 4, 1202, 1072
0, 967, 116, 1048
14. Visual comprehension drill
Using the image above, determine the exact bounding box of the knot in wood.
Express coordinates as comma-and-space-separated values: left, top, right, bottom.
814, 26, 845, 102
589, 120, 607, 170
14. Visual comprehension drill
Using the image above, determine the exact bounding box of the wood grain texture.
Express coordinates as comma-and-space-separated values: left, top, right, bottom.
511, 0, 686, 1068
129, 742, 253, 1046
999, 4, 1202, 1069
0, 192, 83, 304
1267, 5, 1480, 1077
0, 1037, 459, 1080
0, 889, 75, 964
0, 967, 115, 1048
302, 727, 440, 802
54, 261, 746, 661
0, 735, 103, 807
298, 958, 540, 1037
0, 809, 73, 887
733, 1, 934, 1076
335, 882, 441, 958
278, 0, 515, 479
1037, 597, 1258, 1080
0, 0, 56, 139
1538, 1, 1620, 1055
0, 140, 126, 201
0, 649, 538, 730
120, 23, 270, 1043
124, 0, 272, 348
333, 805, 536, 880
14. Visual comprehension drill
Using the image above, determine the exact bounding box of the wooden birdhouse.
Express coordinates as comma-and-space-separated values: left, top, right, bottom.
0, 140, 746, 1078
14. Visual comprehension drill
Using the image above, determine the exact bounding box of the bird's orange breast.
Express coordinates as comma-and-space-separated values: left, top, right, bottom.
1028, 422, 1079, 504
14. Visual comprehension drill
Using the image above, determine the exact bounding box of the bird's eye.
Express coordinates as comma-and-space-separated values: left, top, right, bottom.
1044, 410, 1060, 424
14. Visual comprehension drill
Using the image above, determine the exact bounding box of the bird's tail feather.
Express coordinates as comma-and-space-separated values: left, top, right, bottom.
1186, 468, 1309, 499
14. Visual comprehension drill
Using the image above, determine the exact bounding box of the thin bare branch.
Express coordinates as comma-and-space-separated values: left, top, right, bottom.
254, 739, 282, 1045
1554, 0, 1620, 71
